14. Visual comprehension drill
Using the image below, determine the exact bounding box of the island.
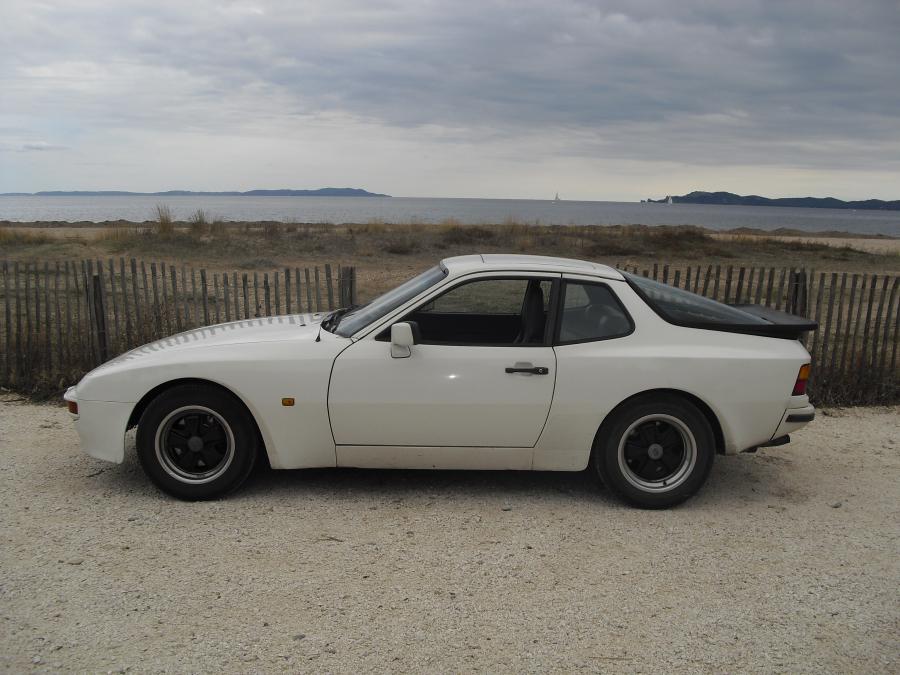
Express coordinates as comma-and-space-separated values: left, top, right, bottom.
647, 191, 900, 211
2, 188, 390, 197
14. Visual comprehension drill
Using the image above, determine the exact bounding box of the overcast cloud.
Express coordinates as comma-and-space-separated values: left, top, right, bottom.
1, 0, 898, 199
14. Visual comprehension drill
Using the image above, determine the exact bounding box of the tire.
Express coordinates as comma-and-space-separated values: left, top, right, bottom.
592, 395, 715, 509
136, 384, 259, 500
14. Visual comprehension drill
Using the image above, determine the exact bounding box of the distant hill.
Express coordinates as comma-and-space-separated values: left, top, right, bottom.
648, 191, 900, 211
2, 187, 390, 197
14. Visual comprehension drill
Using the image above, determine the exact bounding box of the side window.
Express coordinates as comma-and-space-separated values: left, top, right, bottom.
404, 277, 553, 345
557, 281, 632, 344
423, 279, 530, 314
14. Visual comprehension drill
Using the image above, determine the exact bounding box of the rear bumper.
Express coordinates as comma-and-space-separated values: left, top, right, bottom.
772, 403, 816, 439
64, 387, 132, 464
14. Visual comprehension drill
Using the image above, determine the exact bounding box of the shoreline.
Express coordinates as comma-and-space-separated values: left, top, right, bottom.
2, 219, 897, 240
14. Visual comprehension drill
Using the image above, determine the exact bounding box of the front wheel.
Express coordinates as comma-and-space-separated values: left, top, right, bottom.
592, 396, 715, 508
136, 384, 259, 500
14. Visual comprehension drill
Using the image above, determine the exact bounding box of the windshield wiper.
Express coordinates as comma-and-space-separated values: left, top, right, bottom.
320, 305, 359, 333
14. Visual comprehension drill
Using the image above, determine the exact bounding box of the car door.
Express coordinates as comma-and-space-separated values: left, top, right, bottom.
328, 273, 558, 453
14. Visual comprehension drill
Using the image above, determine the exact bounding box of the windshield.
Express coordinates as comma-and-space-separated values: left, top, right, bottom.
624, 272, 769, 326
334, 265, 448, 336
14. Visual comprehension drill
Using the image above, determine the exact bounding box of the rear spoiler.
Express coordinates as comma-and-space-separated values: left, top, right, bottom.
727, 304, 818, 340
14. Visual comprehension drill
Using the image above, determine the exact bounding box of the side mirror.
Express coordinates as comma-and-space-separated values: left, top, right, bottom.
390, 322, 416, 358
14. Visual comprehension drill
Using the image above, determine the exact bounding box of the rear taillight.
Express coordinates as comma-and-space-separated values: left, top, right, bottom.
67, 400, 78, 415
792, 364, 811, 396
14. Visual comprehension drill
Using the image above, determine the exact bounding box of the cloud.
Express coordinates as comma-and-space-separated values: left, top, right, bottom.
19, 141, 68, 152
0, 0, 898, 197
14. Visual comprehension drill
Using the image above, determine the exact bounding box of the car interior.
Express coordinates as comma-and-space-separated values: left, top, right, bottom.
558, 282, 632, 343
403, 278, 551, 345
378, 276, 633, 346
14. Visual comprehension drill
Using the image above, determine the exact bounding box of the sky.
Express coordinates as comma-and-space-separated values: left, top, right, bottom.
1, 0, 899, 201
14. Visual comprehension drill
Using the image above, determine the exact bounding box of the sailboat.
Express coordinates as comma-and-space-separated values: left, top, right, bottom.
666, 195, 674, 205
553, 192, 561, 203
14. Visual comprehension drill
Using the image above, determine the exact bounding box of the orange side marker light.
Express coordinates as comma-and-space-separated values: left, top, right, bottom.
282, 397, 295, 407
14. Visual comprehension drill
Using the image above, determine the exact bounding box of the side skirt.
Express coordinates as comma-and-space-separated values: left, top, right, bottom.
335, 446, 533, 470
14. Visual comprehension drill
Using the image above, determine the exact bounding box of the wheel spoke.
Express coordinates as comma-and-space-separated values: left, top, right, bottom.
659, 452, 679, 473
201, 425, 225, 443
169, 428, 190, 443
185, 414, 200, 436
624, 440, 645, 460
633, 455, 651, 475
200, 447, 222, 467
638, 424, 656, 445
659, 426, 681, 451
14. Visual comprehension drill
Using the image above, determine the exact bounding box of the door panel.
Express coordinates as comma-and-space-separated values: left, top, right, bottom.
328, 339, 556, 448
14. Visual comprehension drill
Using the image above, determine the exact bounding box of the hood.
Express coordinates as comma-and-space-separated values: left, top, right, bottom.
92, 312, 328, 372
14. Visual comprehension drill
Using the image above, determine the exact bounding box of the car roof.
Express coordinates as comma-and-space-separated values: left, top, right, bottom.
441, 254, 624, 280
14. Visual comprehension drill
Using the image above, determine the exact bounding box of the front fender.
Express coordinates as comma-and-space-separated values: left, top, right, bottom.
69, 337, 349, 470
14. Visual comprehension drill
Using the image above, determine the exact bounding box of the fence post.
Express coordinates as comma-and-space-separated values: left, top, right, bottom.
284, 267, 292, 314
325, 264, 335, 310
274, 271, 281, 315
200, 268, 210, 325
92, 273, 109, 363
127, 258, 140, 340
2, 261, 10, 385
340, 266, 350, 307
787, 270, 808, 315
314, 267, 323, 311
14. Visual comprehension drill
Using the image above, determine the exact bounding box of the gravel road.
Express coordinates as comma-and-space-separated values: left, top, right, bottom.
1, 398, 898, 673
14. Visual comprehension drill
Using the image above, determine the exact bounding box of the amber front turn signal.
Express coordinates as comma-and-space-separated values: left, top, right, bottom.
281, 398, 295, 407
792, 364, 811, 396
67, 400, 79, 415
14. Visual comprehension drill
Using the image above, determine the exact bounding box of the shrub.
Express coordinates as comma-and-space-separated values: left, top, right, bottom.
188, 209, 209, 237
440, 224, 496, 246
383, 238, 418, 255
155, 205, 175, 236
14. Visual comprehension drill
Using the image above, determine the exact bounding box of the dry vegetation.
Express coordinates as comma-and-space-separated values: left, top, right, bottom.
2, 216, 898, 296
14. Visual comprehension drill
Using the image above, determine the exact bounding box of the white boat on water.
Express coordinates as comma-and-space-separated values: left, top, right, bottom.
553, 192, 561, 203
666, 196, 674, 204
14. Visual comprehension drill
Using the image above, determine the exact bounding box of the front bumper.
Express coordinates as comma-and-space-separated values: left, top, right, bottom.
64, 386, 132, 464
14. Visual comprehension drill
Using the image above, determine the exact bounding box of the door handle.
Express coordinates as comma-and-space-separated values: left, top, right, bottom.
505, 366, 549, 375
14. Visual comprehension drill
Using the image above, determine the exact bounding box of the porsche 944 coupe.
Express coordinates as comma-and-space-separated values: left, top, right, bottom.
65, 255, 816, 507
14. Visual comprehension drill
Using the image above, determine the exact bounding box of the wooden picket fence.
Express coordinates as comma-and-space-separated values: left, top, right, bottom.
0, 259, 356, 395
0, 258, 896, 405
616, 263, 898, 406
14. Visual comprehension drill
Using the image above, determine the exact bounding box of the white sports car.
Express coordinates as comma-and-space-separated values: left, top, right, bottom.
65, 255, 816, 508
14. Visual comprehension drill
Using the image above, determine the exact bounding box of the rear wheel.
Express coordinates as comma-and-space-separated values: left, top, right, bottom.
592, 395, 715, 508
136, 384, 259, 500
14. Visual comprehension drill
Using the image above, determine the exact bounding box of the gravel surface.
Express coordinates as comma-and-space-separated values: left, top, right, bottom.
1, 398, 898, 673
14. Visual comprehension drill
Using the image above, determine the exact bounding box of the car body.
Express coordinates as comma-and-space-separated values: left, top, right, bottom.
65, 254, 815, 507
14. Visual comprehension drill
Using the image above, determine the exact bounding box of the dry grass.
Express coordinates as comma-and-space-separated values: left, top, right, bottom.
1, 220, 897, 300
92, 226, 134, 243
0, 229, 53, 245
155, 205, 175, 237
188, 209, 208, 237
